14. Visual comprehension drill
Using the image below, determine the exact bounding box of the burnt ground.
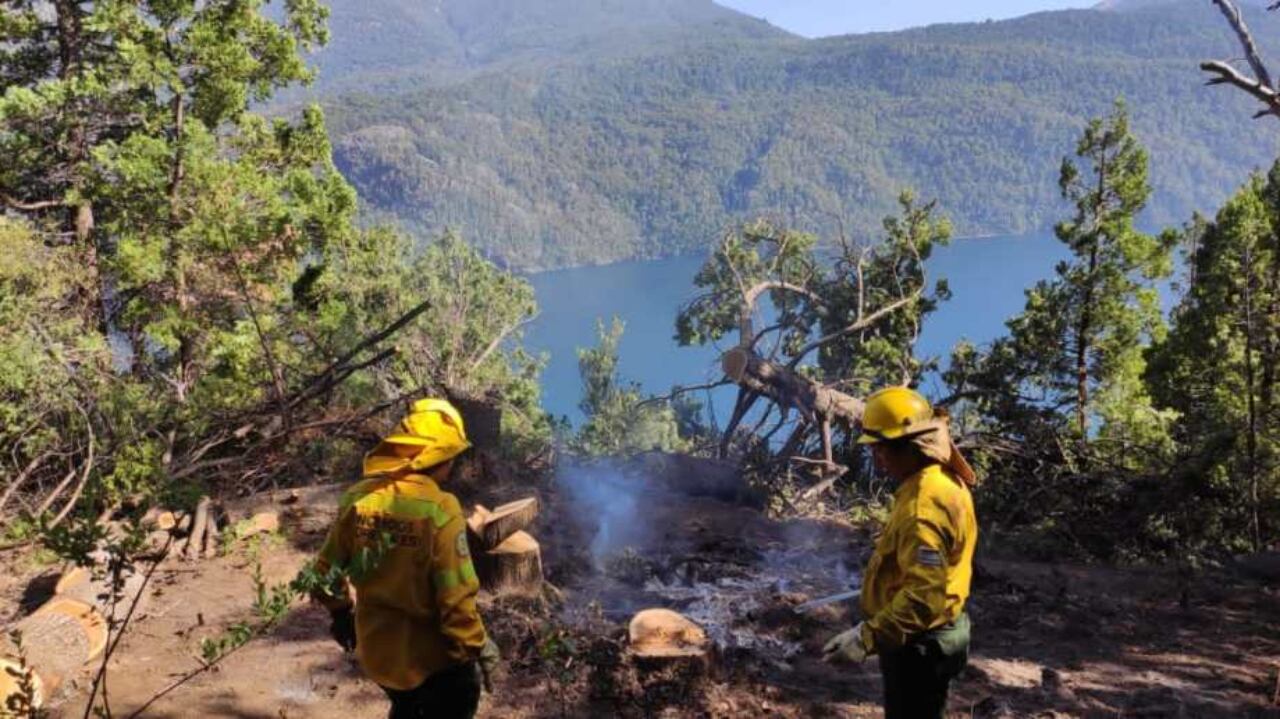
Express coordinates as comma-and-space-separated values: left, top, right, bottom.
5, 463, 1280, 719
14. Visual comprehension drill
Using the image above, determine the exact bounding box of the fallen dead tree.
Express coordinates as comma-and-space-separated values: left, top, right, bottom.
671, 211, 946, 483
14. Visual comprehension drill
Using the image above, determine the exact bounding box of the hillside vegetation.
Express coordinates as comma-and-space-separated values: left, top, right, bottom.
316, 1, 1280, 269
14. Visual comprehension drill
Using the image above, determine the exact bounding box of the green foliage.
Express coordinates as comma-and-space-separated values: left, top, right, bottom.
571, 318, 686, 457
0, 0, 550, 549
322, 3, 1280, 270
819, 191, 954, 393
315, 229, 554, 455
1147, 162, 1280, 553
942, 104, 1193, 560
951, 102, 1175, 457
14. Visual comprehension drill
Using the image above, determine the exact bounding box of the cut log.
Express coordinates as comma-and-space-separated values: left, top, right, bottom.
140, 507, 178, 531
53, 566, 90, 598
0, 597, 108, 704
238, 511, 280, 537
476, 531, 543, 592
628, 609, 710, 669
184, 496, 211, 560
476, 498, 538, 550
202, 510, 220, 559
3, 551, 153, 711
53, 562, 147, 625
466, 505, 491, 552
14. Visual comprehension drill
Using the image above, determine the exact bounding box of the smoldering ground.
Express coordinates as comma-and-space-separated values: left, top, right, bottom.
552, 455, 866, 654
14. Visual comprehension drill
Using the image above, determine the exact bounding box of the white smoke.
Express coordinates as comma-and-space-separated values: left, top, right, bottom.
556, 460, 661, 568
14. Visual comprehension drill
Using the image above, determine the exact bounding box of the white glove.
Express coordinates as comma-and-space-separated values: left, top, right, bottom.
822, 622, 870, 664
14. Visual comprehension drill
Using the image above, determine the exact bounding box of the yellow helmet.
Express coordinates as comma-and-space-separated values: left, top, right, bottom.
382, 398, 472, 470
857, 386, 935, 445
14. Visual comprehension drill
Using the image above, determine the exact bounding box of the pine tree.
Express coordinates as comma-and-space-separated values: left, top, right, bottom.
959, 101, 1175, 457
1148, 164, 1280, 552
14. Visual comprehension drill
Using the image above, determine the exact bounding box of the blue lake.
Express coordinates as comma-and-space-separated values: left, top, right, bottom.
526, 233, 1070, 423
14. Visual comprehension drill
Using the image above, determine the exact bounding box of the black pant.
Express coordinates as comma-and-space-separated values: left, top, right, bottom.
381, 662, 481, 719
878, 615, 970, 719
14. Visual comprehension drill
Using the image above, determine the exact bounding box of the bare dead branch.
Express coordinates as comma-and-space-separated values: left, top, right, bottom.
1201, 60, 1280, 115
48, 402, 96, 530
0, 192, 64, 211
292, 298, 432, 407
636, 379, 734, 408
787, 290, 922, 368
1212, 0, 1273, 89
469, 314, 536, 374
1203, 0, 1280, 119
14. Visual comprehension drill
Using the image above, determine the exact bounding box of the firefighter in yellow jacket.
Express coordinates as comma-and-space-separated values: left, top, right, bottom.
313, 398, 499, 719
822, 387, 978, 719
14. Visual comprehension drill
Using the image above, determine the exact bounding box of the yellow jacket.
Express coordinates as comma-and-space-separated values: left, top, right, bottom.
315, 472, 488, 690
859, 462, 977, 653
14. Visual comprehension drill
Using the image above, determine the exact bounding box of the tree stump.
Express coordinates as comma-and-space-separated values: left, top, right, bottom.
2, 556, 150, 710
454, 396, 502, 451
476, 531, 543, 592
0, 597, 108, 706
627, 609, 711, 671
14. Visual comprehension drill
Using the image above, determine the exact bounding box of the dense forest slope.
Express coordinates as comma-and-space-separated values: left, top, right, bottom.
315, 0, 1280, 269
301, 0, 788, 94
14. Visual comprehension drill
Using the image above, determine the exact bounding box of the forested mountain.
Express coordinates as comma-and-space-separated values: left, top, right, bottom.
316, 0, 1280, 269
301, 0, 787, 94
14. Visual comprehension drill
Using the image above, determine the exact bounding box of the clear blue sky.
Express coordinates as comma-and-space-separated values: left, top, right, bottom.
716, 1, 1099, 37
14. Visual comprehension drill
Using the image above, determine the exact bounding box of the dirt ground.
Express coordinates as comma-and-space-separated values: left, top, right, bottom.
6, 466, 1280, 719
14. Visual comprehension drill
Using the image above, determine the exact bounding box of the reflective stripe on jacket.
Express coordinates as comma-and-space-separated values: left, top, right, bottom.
859, 463, 977, 653
315, 473, 487, 690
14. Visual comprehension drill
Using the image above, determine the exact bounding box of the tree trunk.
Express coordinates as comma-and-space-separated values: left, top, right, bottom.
184, 496, 211, 560
1075, 242, 1099, 441
475, 531, 543, 592
721, 347, 864, 427
1243, 246, 1262, 552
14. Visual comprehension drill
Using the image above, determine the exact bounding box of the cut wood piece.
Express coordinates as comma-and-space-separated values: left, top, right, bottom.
476, 531, 542, 592
628, 609, 710, 664
238, 511, 280, 537
1, 597, 105, 701
36, 597, 108, 660
202, 511, 220, 559
477, 497, 538, 550
141, 507, 178, 531
184, 496, 211, 560
54, 566, 91, 597
467, 505, 491, 538
53, 562, 147, 626
466, 505, 491, 553
3, 554, 151, 711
